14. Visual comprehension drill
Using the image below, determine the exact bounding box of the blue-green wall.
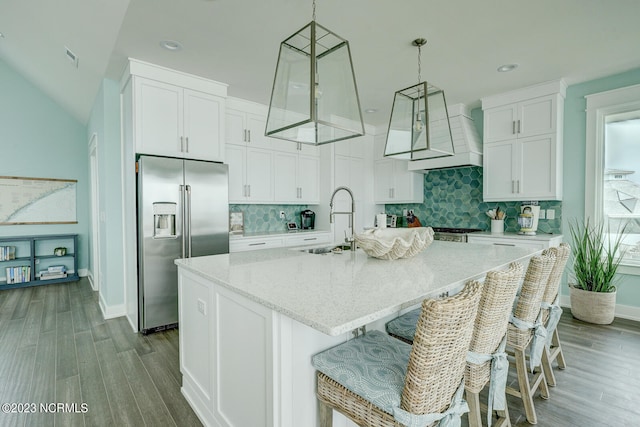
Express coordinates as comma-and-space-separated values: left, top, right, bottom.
0, 59, 89, 270
561, 68, 640, 307
87, 79, 124, 308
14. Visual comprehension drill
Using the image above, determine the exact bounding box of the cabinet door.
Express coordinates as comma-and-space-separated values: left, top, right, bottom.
518, 134, 557, 199
483, 104, 517, 144
273, 152, 298, 202
298, 155, 320, 203
246, 113, 272, 150
183, 89, 224, 161
518, 95, 556, 139
373, 159, 394, 203
245, 148, 274, 202
225, 108, 247, 145
135, 78, 183, 157
483, 141, 517, 201
393, 161, 424, 203
226, 145, 247, 202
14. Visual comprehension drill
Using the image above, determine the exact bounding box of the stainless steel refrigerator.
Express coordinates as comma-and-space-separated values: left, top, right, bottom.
137, 155, 229, 334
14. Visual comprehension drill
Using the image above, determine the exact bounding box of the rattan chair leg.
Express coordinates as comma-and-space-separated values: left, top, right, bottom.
541, 346, 557, 387
465, 389, 483, 427
509, 347, 538, 424
551, 328, 567, 369
318, 399, 333, 427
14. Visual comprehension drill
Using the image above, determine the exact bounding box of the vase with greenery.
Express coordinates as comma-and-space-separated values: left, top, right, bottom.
568, 219, 628, 324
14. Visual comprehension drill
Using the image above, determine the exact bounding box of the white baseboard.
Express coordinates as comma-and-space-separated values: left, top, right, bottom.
99, 292, 126, 320
559, 295, 640, 322
79, 268, 88, 277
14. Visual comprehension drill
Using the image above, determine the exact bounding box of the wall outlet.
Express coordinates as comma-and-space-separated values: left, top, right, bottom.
546, 209, 555, 220
539, 209, 546, 220
279, 211, 285, 219
197, 299, 207, 315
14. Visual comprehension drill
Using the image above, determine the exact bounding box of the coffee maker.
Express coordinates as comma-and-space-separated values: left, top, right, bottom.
300, 210, 315, 230
517, 203, 541, 235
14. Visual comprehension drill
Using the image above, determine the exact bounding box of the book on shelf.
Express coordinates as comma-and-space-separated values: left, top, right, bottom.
47, 265, 67, 273
4, 266, 31, 284
39, 271, 68, 280
0, 246, 16, 261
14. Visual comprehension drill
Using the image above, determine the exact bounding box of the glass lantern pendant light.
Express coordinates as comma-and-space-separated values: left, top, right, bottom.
265, 0, 365, 145
384, 38, 455, 159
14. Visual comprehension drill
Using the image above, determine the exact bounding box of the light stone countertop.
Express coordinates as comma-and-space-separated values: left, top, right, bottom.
175, 241, 538, 336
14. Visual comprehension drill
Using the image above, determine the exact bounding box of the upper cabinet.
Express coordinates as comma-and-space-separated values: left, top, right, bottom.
123, 60, 227, 162
372, 134, 423, 204
225, 98, 320, 204
481, 80, 566, 201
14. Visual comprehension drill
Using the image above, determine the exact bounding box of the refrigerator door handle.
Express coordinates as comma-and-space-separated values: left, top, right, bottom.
186, 184, 193, 257
180, 184, 186, 258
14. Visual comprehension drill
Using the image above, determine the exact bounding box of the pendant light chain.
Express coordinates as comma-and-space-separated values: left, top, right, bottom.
312, 0, 316, 21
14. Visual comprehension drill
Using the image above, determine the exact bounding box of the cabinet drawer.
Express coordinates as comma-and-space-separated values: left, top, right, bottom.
468, 236, 548, 251
286, 233, 332, 247
230, 238, 284, 252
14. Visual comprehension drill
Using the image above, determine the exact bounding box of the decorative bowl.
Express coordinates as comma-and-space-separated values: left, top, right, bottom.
354, 227, 434, 260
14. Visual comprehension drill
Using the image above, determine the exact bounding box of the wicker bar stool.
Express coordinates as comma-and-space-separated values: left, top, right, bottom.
465, 262, 524, 427
505, 252, 556, 425
539, 243, 571, 387
312, 281, 482, 427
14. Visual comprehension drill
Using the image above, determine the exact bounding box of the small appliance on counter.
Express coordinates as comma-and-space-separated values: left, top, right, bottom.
374, 214, 397, 228
301, 209, 315, 230
518, 202, 541, 235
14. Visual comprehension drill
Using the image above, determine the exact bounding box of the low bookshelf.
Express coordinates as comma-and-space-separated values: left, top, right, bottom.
0, 234, 80, 290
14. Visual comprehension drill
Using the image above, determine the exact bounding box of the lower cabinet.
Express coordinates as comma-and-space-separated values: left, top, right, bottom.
467, 232, 563, 250
230, 232, 333, 253
178, 268, 355, 427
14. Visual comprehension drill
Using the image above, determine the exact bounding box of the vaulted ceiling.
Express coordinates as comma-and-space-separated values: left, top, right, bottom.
2, 0, 640, 126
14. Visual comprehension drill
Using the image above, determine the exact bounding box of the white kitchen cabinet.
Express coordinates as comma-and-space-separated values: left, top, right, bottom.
481, 80, 566, 201
229, 231, 332, 253
273, 152, 320, 204
468, 232, 563, 251
226, 144, 274, 203
373, 158, 423, 204
226, 100, 272, 150
134, 77, 225, 161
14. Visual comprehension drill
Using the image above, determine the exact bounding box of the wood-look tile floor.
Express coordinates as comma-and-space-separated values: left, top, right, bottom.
1, 278, 639, 426
0, 278, 202, 427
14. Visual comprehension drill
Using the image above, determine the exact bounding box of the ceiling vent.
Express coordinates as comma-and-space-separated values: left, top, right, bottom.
65, 46, 79, 68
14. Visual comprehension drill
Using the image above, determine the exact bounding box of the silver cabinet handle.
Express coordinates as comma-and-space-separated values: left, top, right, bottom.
517, 120, 521, 134
180, 136, 185, 152
185, 136, 189, 153
493, 243, 516, 247
512, 121, 516, 135
247, 129, 251, 142
186, 184, 192, 257
249, 242, 266, 246
243, 129, 247, 142
304, 237, 317, 241
180, 185, 186, 258
247, 184, 251, 197
517, 180, 520, 193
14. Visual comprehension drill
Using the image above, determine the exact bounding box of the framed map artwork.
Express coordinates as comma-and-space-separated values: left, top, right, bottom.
0, 176, 78, 225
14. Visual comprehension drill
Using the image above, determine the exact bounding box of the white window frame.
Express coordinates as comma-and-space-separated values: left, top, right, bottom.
585, 83, 640, 275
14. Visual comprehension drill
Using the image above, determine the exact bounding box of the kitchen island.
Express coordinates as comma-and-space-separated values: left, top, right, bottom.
176, 241, 538, 427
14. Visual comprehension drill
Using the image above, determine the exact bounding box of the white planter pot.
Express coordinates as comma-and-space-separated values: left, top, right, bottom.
569, 285, 616, 325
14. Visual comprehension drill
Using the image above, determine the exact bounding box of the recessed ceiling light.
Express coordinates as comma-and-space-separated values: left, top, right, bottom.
497, 64, 518, 73
364, 108, 378, 114
160, 40, 183, 51
0, 32, 5, 39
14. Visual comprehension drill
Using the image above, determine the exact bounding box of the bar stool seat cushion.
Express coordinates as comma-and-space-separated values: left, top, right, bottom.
386, 308, 420, 342
312, 331, 411, 416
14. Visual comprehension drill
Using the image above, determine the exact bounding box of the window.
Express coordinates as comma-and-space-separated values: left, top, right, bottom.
586, 84, 640, 271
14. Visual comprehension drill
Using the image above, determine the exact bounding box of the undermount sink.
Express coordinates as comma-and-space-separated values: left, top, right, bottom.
298, 244, 352, 254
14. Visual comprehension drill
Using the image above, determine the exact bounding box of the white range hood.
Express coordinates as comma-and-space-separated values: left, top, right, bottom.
408, 103, 482, 172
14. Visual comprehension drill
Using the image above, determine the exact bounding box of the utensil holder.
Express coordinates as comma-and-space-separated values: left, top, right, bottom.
491, 219, 504, 234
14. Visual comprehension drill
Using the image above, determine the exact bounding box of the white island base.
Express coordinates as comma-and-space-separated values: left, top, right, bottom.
176, 242, 538, 427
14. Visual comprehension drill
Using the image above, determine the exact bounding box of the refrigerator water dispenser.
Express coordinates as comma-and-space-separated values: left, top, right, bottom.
153, 202, 177, 238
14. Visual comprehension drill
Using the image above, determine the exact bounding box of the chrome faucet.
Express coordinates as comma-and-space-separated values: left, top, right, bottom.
329, 186, 356, 251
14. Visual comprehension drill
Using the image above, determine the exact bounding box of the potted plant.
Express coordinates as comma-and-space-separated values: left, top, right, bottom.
568, 219, 628, 324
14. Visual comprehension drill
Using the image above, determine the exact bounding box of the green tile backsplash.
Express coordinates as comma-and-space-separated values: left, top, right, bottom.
384, 166, 563, 234
229, 204, 309, 233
